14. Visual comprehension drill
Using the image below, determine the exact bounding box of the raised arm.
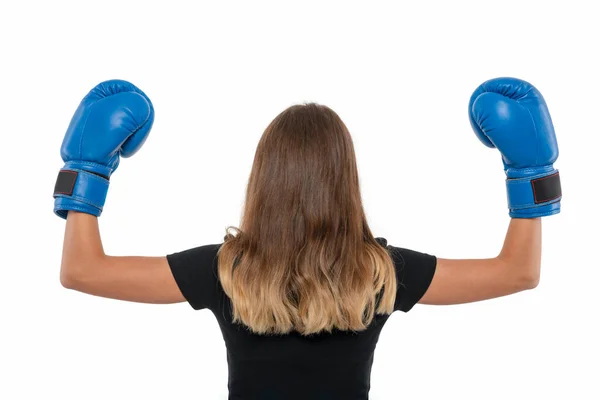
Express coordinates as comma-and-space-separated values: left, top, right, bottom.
53, 80, 184, 304
420, 77, 560, 306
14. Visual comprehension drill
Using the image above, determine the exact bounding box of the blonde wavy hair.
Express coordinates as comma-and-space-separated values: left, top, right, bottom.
217, 103, 397, 336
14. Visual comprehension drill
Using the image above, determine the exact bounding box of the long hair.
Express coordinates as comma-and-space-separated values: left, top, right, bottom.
217, 103, 397, 336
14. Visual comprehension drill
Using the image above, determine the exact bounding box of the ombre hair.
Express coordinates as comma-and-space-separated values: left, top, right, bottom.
217, 103, 396, 336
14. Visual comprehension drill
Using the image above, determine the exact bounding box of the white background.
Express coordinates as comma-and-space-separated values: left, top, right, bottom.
1, 1, 598, 399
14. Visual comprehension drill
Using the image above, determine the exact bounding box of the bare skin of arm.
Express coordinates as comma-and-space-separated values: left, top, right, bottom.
62, 212, 541, 306
60, 211, 185, 304
419, 218, 541, 305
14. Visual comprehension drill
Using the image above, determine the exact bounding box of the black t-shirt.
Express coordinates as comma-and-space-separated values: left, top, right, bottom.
167, 237, 437, 400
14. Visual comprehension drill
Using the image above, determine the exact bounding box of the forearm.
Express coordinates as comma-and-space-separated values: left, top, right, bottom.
498, 218, 542, 287
60, 211, 105, 285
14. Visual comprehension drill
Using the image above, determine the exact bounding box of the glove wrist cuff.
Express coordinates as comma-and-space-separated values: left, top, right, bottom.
63, 161, 112, 178
505, 168, 561, 218
53, 167, 110, 219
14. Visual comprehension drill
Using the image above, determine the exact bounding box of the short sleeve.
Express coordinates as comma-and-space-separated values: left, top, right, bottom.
387, 244, 437, 312
166, 243, 223, 311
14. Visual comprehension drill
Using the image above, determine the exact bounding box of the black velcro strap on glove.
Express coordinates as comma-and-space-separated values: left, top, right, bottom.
531, 172, 561, 204
54, 170, 79, 196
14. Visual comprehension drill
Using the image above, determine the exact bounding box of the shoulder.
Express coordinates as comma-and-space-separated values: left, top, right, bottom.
166, 243, 225, 311
374, 237, 436, 270
168, 242, 223, 259
375, 236, 437, 312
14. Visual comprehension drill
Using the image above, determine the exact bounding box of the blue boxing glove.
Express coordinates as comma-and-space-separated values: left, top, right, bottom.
468, 77, 561, 218
53, 80, 154, 219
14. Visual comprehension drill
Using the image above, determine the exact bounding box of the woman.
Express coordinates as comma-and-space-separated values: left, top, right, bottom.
53, 77, 561, 399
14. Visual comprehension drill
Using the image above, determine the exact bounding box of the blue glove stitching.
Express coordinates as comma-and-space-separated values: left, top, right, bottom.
54, 193, 104, 209
509, 208, 560, 218
509, 196, 562, 209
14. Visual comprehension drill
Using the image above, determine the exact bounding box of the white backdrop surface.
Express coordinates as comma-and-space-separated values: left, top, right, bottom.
1, 1, 598, 399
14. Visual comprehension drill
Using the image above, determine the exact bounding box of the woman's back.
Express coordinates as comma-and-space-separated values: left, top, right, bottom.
167, 238, 436, 399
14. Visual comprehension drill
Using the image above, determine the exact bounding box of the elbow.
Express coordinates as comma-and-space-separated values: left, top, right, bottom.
520, 271, 540, 290
516, 262, 541, 291
60, 270, 79, 290
60, 257, 105, 291
60, 262, 85, 290
498, 256, 540, 292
